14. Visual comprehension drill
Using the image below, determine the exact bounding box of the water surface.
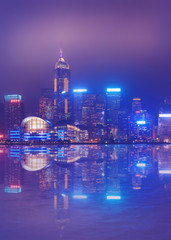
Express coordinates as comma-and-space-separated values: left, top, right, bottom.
0, 144, 171, 240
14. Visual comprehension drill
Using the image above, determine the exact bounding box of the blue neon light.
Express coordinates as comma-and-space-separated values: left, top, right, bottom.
10, 137, 21, 139
4, 95, 22, 101
4, 187, 21, 193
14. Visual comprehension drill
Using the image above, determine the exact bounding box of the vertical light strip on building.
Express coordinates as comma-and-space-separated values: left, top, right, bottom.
64, 78, 68, 92
54, 78, 57, 92
54, 182, 57, 209
65, 99, 68, 114
54, 195, 57, 209
65, 173, 68, 189
64, 196, 69, 209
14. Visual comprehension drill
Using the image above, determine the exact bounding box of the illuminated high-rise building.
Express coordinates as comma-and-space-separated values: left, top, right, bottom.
106, 88, 121, 139
128, 110, 153, 141
4, 156, 23, 193
158, 98, 171, 142
0, 103, 4, 133
4, 95, 24, 131
132, 98, 142, 112
82, 93, 105, 127
53, 50, 71, 124
73, 89, 87, 125
158, 114, 171, 142
39, 88, 53, 121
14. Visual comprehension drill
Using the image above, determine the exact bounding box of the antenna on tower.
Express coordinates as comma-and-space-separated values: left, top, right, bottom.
60, 48, 63, 58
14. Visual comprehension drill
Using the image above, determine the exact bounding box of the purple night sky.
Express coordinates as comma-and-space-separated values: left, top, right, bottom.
0, 0, 171, 113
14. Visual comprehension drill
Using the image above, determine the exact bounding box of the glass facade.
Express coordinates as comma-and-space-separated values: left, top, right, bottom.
4, 94, 24, 131
21, 117, 52, 141
21, 117, 51, 133
158, 114, 171, 142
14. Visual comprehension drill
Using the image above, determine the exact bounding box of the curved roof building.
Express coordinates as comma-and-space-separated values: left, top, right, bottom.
21, 156, 51, 171
21, 116, 52, 133
21, 117, 52, 141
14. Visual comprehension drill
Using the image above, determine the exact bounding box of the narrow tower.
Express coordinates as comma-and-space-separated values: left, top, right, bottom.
53, 50, 71, 124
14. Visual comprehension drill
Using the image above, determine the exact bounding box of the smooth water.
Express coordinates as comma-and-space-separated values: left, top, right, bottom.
0, 144, 171, 240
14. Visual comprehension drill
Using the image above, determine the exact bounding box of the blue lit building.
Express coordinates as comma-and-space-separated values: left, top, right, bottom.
73, 89, 87, 125
106, 88, 121, 139
53, 124, 80, 142
9, 127, 21, 141
158, 114, 171, 142
82, 93, 105, 127
128, 110, 153, 141
39, 88, 53, 122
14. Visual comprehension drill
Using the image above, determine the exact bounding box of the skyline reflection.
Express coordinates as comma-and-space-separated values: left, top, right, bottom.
0, 144, 171, 240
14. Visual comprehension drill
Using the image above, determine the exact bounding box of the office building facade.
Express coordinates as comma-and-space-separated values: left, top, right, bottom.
4, 95, 24, 131
53, 50, 71, 124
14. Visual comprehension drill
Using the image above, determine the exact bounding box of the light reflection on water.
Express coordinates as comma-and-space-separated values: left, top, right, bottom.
0, 144, 171, 240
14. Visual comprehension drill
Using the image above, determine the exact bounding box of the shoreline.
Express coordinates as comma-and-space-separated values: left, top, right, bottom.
0, 141, 170, 146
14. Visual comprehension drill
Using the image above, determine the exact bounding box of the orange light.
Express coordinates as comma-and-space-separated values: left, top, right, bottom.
65, 173, 68, 189
54, 78, 57, 92
54, 195, 57, 209
0, 134, 4, 138
133, 98, 141, 101
64, 195, 68, 209
64, 78, 68, 92
65, 99, 68, 114
10, 185, 21, 189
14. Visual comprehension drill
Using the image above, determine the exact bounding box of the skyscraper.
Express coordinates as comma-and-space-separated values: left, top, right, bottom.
0, 103, 4, 133
132, 98, 142, 112
73, 89, 87, 125
53, 50, 71, 124
39, 88, 53, 121
158, 114, 171, 142
128, 110, 153, 141
158, 98, 171, 142
4, 95, 24, 131
106, 88, 121, 139
82, 93, 105, 127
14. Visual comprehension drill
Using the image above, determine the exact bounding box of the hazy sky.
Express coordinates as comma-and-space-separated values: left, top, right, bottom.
0, 0, 171, 113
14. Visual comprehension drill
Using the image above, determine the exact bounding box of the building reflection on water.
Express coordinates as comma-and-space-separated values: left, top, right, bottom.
0, 144, 171, 237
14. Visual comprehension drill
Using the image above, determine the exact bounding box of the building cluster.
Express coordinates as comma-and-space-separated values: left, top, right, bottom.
0, 51, 171, 143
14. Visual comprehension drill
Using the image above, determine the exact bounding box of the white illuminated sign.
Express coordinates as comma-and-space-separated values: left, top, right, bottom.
106, 88, 121, 92
73, 89, 87, 93
159, 114, 171, 118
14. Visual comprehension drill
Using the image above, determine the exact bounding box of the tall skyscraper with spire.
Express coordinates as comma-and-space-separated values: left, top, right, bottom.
53, 50, 71, 124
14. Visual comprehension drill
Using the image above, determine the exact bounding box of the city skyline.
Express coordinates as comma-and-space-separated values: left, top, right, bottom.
0, 49, 170, 116
1, 2, 171, 240
0, 0, 171, 113
0, 50, 170, 144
